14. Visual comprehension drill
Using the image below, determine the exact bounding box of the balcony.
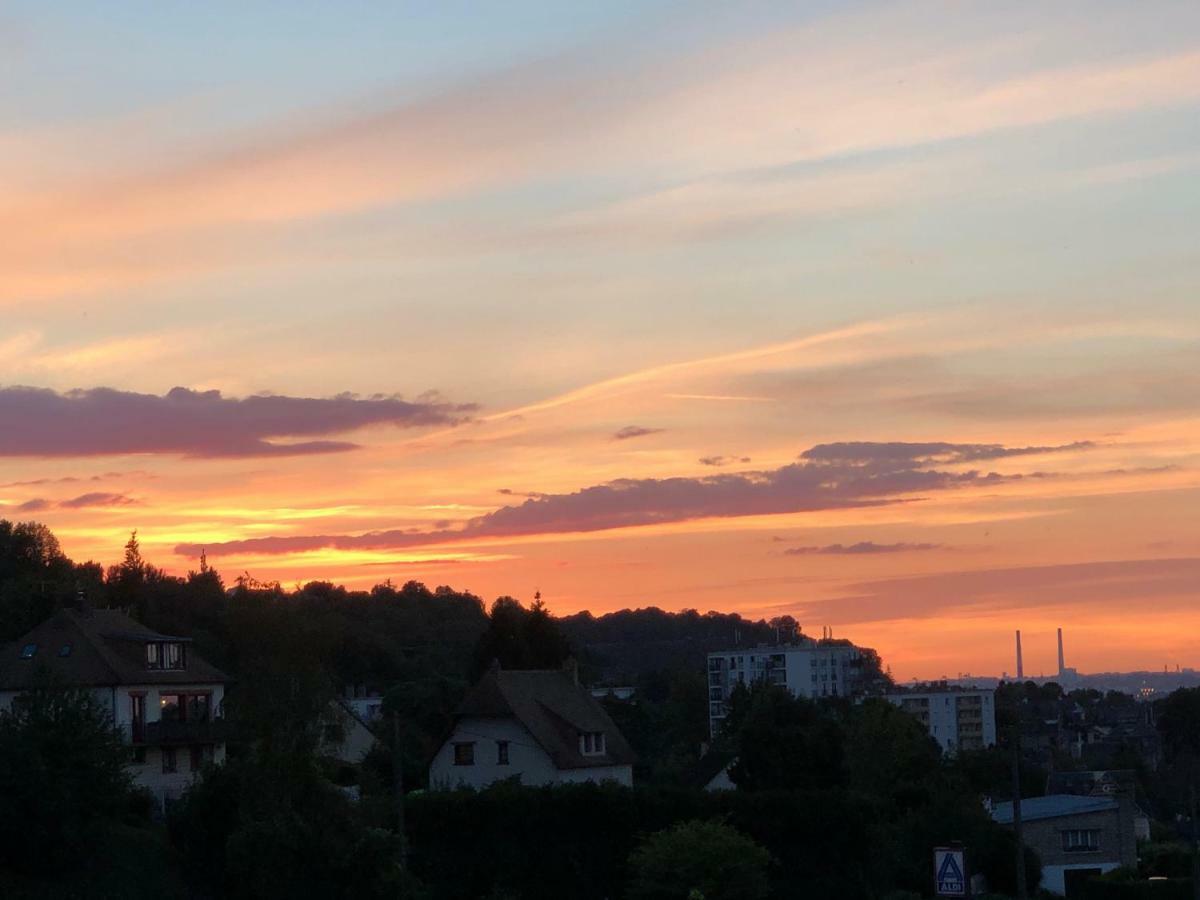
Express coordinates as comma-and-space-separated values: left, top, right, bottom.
122, 718, 233, 746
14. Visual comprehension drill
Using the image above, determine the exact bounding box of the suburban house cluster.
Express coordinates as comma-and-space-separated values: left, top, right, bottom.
0, 606, 1147, 895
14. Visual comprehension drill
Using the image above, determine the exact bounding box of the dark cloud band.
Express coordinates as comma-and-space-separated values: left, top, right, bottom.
180, 438, 1087, 558
0, 385, 474, 458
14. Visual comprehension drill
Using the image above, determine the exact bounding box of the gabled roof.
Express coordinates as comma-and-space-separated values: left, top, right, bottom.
0, 608, 228, 691
991, 794, 1117, 825
455, 666, 636, 770
1046, 770, 1136, 797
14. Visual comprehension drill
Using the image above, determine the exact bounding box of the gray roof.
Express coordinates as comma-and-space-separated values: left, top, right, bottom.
0, 608, 228, 690
992, 794, 1117, 825
456, 666, 636, 770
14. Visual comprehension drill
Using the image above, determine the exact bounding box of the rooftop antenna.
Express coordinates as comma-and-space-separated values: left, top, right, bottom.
1015, 630, 1024, 680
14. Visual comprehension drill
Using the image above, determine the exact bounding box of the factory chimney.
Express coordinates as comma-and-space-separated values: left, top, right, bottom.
1015, 630, 1024, 680
1057, 628, 1065, 678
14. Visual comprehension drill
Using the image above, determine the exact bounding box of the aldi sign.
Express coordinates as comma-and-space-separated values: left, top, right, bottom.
934, 846, 968, 897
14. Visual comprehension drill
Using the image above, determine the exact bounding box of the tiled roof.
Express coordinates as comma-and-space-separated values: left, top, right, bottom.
991, 793, 1117, 825
456, 666, 636, 770
0, 608, 228, 690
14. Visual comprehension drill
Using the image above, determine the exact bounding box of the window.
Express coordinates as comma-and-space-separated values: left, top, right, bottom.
1062, 830, 1101, 852
160, 694, 184, 723
57, 642, 72, 657
164, 642, 185, 670
579, 732, 606, 755
19, 643, 37, 659
130, 693, 146, 742
186, 694, 210, 722
146, 642, 161, 669
453, 742, 474, 766
162, 747, 177, 774
496, 741, 510, 765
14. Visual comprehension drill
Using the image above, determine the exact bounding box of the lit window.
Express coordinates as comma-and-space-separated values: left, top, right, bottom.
146, 642, 161, 669
453, 742, 474, 766
19, 643, 37, 659
496, 741, 510, 765
164, 643, 184, 670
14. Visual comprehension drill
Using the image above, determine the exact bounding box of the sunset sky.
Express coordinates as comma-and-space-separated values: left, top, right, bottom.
2, 1, 1198, 680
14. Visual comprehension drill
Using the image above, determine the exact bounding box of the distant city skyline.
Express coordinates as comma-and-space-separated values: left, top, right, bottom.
1, 1, 1198, 680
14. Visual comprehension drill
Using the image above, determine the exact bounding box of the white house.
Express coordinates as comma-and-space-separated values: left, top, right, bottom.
320, 696, 380, 765
429, 662, 635, 790
0, 608, 230, 811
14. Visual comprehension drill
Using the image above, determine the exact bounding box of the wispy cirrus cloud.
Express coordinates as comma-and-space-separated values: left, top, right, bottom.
798, 557, 1200, 626
784, 541, 942, 555
180, 438, 1089, 557
16, 492, 136, 512
0, 385, 474, 458
699, 455, 752, 467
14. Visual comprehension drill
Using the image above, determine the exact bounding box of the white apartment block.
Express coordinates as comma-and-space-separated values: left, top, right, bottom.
706, 640, 878, 737
886, 688, 996, 755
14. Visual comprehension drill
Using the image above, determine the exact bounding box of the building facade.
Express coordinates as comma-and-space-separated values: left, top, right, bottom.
429, 663, 635, 790
0, 608, 229, 811
991, 794, 1138, 897
885, 687, 996, 755
706, 639, 879, 737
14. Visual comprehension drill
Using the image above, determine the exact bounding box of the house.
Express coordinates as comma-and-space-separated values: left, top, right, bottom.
685, 749, 738, 792
1045, 771, 1152, 841
885, 686, 997, 755
0, 608, 230, 811
319, 696, 380, 765
428, 661, 635, 790
991, 793, 1138, 897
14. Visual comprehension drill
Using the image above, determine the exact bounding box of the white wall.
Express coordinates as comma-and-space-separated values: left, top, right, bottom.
429, 716, 632, 789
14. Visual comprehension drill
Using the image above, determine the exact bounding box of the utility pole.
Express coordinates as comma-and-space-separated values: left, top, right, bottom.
1010, 710, 1028, 900
393, 713, 407, 872
1190, 782, 1199, 900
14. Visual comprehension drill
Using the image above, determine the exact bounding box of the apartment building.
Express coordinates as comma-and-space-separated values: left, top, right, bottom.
0, 608, 230, 810
706, 638, 880, 737
886, 687, 996, 755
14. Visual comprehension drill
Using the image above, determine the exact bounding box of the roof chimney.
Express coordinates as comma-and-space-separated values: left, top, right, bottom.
1015, 630, 1024, 680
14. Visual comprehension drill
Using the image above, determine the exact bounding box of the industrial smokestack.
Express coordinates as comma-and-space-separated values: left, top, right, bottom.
1015, 630, 1024, 680
1057, 628, 1065, 677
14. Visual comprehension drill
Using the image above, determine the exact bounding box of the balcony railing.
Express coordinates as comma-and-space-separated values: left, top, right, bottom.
119, 719, 232, 746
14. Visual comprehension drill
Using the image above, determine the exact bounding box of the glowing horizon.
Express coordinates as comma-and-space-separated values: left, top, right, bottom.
1, 1, 1198, 680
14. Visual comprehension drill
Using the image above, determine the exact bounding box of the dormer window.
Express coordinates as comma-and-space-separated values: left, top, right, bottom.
146, 641, 186, 670
579, 731, 606, 756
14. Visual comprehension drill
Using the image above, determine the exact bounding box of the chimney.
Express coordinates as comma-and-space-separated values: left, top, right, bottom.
1015, 630, 1024, 680
1057, 628, 1066, 678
